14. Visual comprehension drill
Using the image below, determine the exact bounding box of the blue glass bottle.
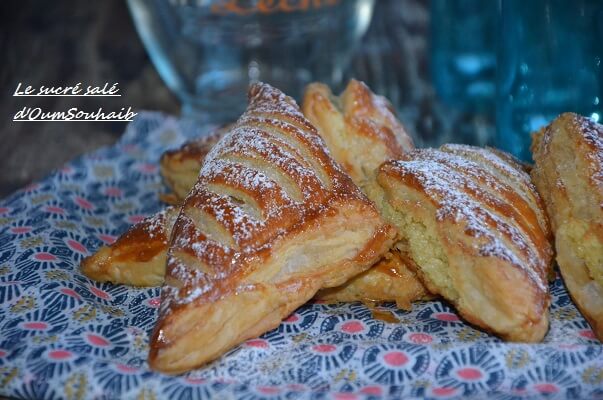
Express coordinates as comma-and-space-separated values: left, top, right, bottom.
431, 0, 497, 112
496, 0, 603, 161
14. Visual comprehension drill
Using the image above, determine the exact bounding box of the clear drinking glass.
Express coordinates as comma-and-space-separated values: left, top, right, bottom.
496, 0, 603, 160
128, 0, 375, 123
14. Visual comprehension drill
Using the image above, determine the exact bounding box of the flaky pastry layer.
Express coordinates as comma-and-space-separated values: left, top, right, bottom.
303, 80, 428, 306
81, 207, 178, 286
150, 82, 395, 373
374, 146, 553, 342
531, 112, 603, 341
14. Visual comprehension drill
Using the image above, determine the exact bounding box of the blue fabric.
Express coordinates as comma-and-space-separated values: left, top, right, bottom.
0, 112, 601, 399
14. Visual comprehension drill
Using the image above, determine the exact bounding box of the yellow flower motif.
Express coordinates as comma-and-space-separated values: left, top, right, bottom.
94, 165, 114, 179
73, 304, 97, 322
552, 308, 579, 320
0, 217, 13, 226
433, 341, 453, 351
64, 373, 87, 400
31, 194, 54, 205
10, 296, 36, 313
505, 348, 531, 369
334, 369, 357, 383
20, 237, 45, 249
292, 333, 308, 343
258, 357, 285, 375
137, 388, 157, 400
55, 221, 78, 230
114, 202, 134, 212
413, 379, 430, 389
0, 265, 10, 275
582, 365, 603, 384
133, 335, 148, 351
100, 305, 125, 317
0, 367, 19, 388
32, 335, 58, 344
45, 270, 70, 280
61, 184, 81, 193
456, 327, 482, 342
84, 217, 105, 227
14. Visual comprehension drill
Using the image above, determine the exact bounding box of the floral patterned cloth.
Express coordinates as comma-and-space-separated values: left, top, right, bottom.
0, 112, 601, 400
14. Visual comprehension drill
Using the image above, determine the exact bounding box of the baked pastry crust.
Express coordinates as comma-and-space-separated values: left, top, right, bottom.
302, 79, 413, 190
149, 83, 395, 373
316, 250, 430, 310
375, 145, 553, 342
163, 79, 415, 203
82, 128, 223, 286
81, 206, 178, 286
160, 127, 228, 202
303, 80, 427, 305
81, 81, 417, 308
531, 112, 603, 340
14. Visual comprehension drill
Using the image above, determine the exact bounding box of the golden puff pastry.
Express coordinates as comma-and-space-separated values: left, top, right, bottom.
316, 250, 430, 310
149, 83, 395, 373
303, 79, 427, 306
160, 127, 228, 202
162, 79, 415, 203
82, 132, 222, 287
374, 145, 553, 342
81, 206, 178, 286
531, 112, 603, 341
82, 81, 413, 304
302, 79, 414, 192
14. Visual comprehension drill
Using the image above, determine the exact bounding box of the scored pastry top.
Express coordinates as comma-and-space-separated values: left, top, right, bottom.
162, 83, 379, 312
440, 143, 552, 242
379, 147, 552, 293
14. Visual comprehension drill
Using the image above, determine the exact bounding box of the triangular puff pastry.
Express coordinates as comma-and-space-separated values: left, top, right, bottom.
374, 145, 553, 342
80, 130, 224, 286
81, 80, 429, 309
148, 83, 395, 373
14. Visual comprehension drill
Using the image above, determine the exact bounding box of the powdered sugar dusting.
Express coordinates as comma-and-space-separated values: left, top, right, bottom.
141, 207, 168, 240
387, 150, 547, 291
440, 143, 550, 234
569, 113, 603, 185
441, 144, 527, 186
160, 82, 367, 309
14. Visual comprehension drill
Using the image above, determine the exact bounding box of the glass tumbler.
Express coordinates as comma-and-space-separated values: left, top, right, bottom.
496, 0, 603, 161
127, 0, 375, 123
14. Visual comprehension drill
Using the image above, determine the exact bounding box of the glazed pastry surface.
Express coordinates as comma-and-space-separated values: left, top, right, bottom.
149, 83, 395, 373
316, 250, 430, 309
83, 80, 424, 309
160, 127, 228, 202
81, 206, 179, 287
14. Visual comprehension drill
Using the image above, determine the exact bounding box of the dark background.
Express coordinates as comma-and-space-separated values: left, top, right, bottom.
0, 0, 178, 197
1, 0, 483, 199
